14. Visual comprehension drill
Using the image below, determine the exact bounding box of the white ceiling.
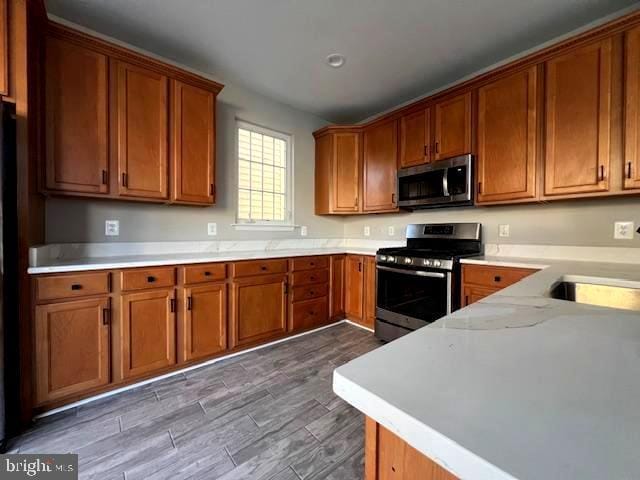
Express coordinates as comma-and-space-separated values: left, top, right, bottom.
46, 0, 639, 123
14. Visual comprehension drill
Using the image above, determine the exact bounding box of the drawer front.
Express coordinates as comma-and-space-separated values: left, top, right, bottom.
291, 296, 328, 331
232, 259, 288, 278
122, 267, 176, 291
35, 272, 111, 302
183, 263, 226, 284
291, 282, 329, 303
291, 256, 329, 272
462, 265, 537, 289
291, 269, 329, 287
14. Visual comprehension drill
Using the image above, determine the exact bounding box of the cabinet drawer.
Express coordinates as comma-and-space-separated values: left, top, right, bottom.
231, 259, 288, 277
35, 272, 111, 302
121, 267, 175, 291
291, 256, 329, 272
291, 296, 328, 331
183, 263, 226, 285
462, 265, 537, 289
291, 269, 329, 287
291, 283, 329, 303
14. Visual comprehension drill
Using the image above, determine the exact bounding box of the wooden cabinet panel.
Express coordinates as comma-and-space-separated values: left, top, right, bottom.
183, 283, 226, 361
462, 264, 537, 289
172, 80, 216, 204
330, 255, 346, 321
231, 259, 288, 278
230, 273, 287, 348
624, 26, 640, 190
35, 298, 110, 404
35, 272, 111, 302
314, 133, 332, 214
291, 256, 329, 272
121, 289, 176, 378
433, 92, 472, 161
363, 120, 398, 212
477, 67, 538, 203
363, 256, 376, 329
399, 108, 430, 168
291, 269, 329, 287
182, 263, 226, 285
345, 255, 364, 321
290, 296, 328, 331
544, 39, 612, 196
291, 283, 328, 303
45, 36, 109, 194
334, 132, 362, 212
462, 285, 499, 306
113, 60, 169, 199
121, 267, 176, 291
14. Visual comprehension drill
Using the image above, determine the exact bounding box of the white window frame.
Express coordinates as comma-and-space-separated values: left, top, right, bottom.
233, 120, 295, 231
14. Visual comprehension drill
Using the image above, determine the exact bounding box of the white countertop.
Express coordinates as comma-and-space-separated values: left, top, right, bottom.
333, 257, 640, 480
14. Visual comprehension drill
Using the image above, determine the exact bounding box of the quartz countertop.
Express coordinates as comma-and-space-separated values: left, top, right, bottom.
333, 257, 640, 480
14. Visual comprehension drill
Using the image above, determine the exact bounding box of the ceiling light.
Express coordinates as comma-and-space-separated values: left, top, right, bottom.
326, 53, 346, 68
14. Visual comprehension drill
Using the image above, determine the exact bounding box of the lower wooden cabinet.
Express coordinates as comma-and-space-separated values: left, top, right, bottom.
230, 273, 288, 348
461, 264, 538, 306
121, 289, 176, 378
34, 297, 110, 405
345, 255, 376, 329
363, 256, 377, 329
462, 285, 499, 307
330, 255, 346, 320
181, 283, 227, 362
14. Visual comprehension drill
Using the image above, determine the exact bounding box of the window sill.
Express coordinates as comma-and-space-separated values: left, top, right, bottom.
232, 223, 298, 232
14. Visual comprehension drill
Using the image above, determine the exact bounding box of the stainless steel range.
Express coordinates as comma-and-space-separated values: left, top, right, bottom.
374, 223, 482, 342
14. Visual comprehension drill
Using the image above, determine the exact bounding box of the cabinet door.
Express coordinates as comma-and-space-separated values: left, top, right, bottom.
330, 254, 346, 320
333, 132, 361, 212
625, 26, 640, 190
363, 120, 398, 212
172, 80, 216, 204
345, 255, 364, 321
462, 285, 499, 306
35, 298, 110, 404
399, 108, 430, 168
45, 36, 109, 194
363, 256, 377, 329
433, 92, 472, 161
121, 289, 176, 378
477, 67, 538, 203
544, 39, 612, 196
113, 60, 169, 199
230, 274, 287, 348
183, 283, 226, 361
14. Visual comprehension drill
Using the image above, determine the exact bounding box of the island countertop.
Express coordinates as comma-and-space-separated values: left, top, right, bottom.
333, 258, 640, 480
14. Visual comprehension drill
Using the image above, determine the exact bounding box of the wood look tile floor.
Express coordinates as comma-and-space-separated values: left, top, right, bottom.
10, 323, 382, 480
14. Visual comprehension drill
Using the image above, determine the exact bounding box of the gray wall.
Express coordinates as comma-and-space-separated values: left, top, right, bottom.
343, 197, 640, 247
45, 81, 344, 243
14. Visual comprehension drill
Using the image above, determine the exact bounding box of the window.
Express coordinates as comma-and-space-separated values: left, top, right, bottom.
236, 121, 293, 229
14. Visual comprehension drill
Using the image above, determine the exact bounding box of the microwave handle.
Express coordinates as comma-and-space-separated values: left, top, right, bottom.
442, 167, 449, 197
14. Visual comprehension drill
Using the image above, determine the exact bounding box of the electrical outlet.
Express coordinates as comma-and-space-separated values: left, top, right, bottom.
388, 226, 395, 236
364, 226, 371, 237
300, 226, 308, 236
614, 221, 634, 240
499, 224, 510, 238
207, 222, 217, 236
105, 220, 119, 236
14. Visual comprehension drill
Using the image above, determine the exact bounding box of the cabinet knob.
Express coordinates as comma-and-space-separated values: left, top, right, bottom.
494, 275, 501, 282
147, 276, 156, 283
204, 271, 211, 276
261, 266, 268, 271
70, 284, 82, 290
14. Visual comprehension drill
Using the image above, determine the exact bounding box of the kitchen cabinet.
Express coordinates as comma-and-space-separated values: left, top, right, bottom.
477, 67, 539, 203
230, 273, 288, 348
113, 60, 169, 200
314, 128, 362, 214
544, 39, 612, 196
461, 264, 538, 306
182, 283, 227, 362
433, 92, 472, 161
345, 255, 364, 322
45, 36, 109, 194
330, 254, 346, 321
625, 25, 640, 190
121, 289, 176, 378
399, 108, 431, 168
171, 80, 216, 204
289, 256, 330, 331
363, 256, 377, 329
363, 119, 399, 212
461, 285, 499, 307
34, 297, 110, 405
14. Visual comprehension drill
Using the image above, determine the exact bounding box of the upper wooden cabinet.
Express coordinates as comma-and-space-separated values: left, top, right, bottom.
45, 36, 109, 194
625, 26, 640, 191
363, 119, 399, 212
544, 39, 612, 196
477, 67, 539, 203
172, 80, 216, 204
399, 108, 431, 168
433, 92, 472, 161
42, 23, 223, 205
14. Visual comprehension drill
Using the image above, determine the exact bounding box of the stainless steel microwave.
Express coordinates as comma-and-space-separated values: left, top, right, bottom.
397, 154, 473, 209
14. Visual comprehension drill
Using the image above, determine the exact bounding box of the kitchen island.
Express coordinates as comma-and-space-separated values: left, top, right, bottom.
333, 257, 640, 480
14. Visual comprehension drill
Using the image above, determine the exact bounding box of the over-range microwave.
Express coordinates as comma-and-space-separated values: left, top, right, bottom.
397, 154, 473, 209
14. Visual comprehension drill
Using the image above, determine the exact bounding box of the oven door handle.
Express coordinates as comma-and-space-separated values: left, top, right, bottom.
376, 265, 446, 278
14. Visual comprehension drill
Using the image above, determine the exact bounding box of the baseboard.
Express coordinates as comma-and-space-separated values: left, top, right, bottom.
344, 319, 375, 333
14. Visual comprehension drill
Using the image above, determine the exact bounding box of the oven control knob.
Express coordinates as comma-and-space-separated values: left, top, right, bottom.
403, 257, 413, 265
423, 259, 432, 267
378, 255, 387, 262
432, 260, 442, 268
387, 256, 395, 263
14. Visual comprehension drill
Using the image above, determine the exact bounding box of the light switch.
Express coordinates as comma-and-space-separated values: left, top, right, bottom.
614, 221, 634, 240
105, 220, 119, 236
207, 223, 217, 236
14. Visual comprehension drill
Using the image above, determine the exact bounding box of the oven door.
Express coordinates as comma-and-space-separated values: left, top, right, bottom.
376, 265, 451, 332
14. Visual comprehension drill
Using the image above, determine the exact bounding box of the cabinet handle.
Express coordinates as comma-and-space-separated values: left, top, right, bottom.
465, 295, 469, 306
147, 276, 156, 283
70, 284, 82, 290
391, 193, 396, 204
260, 265, 268, 271
102, 308, 110, 325
478, 182, 483, 195
101, 170, 108, 185
284, 283, 289, 295
187, 296, 192, 311
494, 275, 502, 282
310, 262, 315, 267
627, 162, 632, 180
423, 145, 428, 157
435, 142, 439, 154
170, 298, 176, 313
310, 276, 316, 281
354, 196, 358, 207
210, 183, 215, 196
358, 262, 362, 272
599, 165, 605, 181
122, 172, 128, 187
204, 271, 211, 276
